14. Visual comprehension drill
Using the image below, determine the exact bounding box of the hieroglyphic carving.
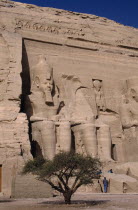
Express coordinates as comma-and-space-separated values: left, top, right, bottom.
15, 19, 85, 36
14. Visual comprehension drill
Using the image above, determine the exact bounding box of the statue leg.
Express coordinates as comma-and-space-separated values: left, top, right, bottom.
40, 120, 56, 160
82, 123, 97, 157
99, 124, 112, 161
58, 121, 71, 152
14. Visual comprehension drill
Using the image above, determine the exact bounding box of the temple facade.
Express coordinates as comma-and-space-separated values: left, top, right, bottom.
1, 0, 138, 197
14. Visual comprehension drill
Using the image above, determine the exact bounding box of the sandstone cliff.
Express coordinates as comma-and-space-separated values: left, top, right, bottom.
1, 0, 138, 197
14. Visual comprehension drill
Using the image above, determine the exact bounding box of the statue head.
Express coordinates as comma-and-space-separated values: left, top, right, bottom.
128, 88, 138, 102
93, 80, 102, 91
35, 75, 53, 93
32, 55, 54, 103
126, 77, 138, 103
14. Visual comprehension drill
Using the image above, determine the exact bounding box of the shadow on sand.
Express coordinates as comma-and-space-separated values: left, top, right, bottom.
39, 199, 110, 207
0, 200, 14, 203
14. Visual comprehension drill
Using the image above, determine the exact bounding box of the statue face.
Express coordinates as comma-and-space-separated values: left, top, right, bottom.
35, 76, 53, 93
129, 88, 138, 102
40, 79, 53, 93
38, 77, 54, 103
93, 80, 102, 91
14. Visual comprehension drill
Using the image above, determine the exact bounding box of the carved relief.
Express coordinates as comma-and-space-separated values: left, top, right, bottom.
15, 19, 85, 37
92, 79, 106, 112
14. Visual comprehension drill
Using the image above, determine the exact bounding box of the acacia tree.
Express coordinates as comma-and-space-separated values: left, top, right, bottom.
22, 152, 101, 204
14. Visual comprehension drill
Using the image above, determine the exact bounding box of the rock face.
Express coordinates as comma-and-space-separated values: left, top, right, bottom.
1, 0, 138, 197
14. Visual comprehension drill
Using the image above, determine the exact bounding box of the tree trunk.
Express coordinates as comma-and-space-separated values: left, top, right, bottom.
63, 192, 72, 204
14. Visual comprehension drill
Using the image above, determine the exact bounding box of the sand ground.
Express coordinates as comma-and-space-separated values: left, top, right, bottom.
0, 193, 138, 210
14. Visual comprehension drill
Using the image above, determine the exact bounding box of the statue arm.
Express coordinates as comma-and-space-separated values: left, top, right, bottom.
101, 91, 106, 111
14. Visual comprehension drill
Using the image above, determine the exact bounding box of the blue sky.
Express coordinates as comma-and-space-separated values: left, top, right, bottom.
12, 0, 138, 28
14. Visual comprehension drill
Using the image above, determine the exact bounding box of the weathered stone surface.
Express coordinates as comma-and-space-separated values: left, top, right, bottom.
115, 162, 138, 179
12, 174, 52, 198
1, 0, 138, 197
103, 173, 138, 193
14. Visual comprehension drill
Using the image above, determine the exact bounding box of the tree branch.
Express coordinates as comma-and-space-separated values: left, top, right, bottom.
45, 179, 63, 193
58, 175, 70, 191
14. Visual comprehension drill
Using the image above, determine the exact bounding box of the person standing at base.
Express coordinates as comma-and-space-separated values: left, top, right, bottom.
103, 177, 108, 193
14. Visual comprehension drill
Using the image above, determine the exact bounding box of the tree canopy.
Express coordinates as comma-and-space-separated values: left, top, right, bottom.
22, 152, 101, 204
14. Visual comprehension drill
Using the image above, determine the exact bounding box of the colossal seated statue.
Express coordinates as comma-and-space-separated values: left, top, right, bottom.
28, 55, 71, 160
120, 77, 138, 129
61, 74, 112, 161
120, 77, 138, 161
